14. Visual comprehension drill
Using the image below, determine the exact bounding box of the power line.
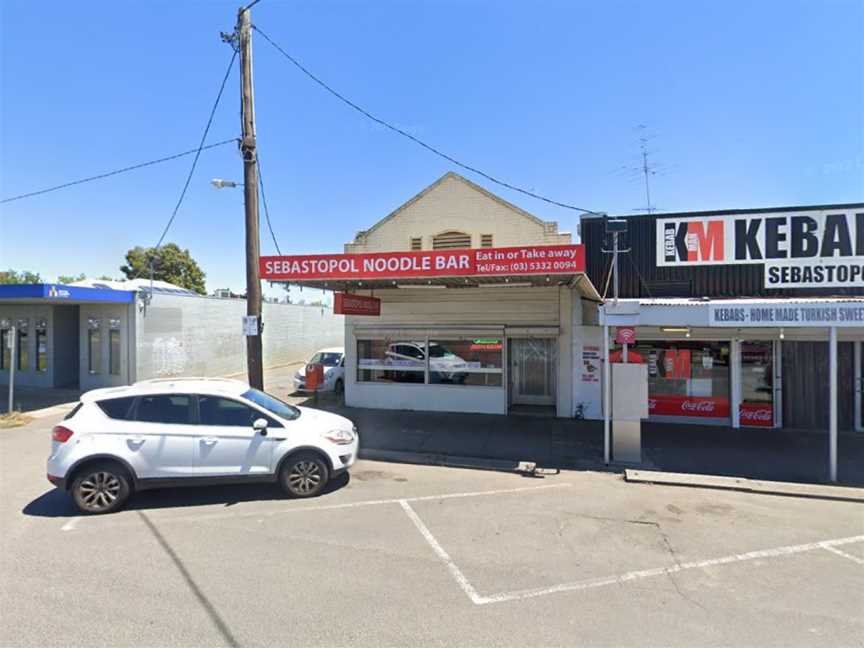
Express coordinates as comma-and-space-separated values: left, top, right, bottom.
252, 25, 603, 216
0, 138, 238, 205
257, 154, 282, 255
155, 49, 239, 248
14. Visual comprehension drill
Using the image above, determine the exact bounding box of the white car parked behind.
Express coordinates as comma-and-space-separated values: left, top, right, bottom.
46, 378, 358, 514
293, 347, 345, 393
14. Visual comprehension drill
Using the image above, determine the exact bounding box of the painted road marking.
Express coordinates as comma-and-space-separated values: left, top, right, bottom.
398, 497, 864, 606
400, 499, 483, 604
62, 482, 572, 530
820, 543, 864, 566
61, 517, 81, 532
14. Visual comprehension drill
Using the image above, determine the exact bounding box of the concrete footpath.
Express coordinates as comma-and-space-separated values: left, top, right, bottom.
284, 390, 864, 489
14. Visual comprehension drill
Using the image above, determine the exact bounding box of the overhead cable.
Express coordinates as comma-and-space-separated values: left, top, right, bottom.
1, 138, 238, 205
252, 25, 603, 216
154, 49, 239, 248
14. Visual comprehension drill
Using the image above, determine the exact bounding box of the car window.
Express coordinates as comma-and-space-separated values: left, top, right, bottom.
96, 396, 136, 420
198, 395, 281, 427
241, 389, 297, 422
135, 394, 193, 424
309, 352, 342, 367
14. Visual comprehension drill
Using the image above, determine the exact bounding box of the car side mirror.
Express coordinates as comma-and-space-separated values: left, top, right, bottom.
253, 418, 269, 435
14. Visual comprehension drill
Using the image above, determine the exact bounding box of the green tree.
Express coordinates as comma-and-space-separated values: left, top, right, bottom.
57, 273, 86, 284
0, 269, 42, 284
120, 243, 206, 294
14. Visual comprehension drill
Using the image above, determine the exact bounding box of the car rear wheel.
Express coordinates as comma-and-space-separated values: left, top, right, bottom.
71, 462, 131, 514
279, 453, 329, 498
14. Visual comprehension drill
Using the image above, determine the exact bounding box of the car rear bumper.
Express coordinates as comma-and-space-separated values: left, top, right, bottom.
47, 473, 66, 489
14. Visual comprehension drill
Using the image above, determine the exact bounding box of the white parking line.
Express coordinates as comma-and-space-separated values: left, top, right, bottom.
400, 500, 484, 605
821, 543, 864, 566
476, 534, 864, 605
61, 482, 572, 530
398, 496, 864, 606
61, 517, 81, 532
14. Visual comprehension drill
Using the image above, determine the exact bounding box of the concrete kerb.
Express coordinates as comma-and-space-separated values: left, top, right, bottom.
359, 447, 617, 476
625, 468, 864, 504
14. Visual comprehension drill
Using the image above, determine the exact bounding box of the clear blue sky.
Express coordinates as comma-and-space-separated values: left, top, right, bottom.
2, 0, 862, 296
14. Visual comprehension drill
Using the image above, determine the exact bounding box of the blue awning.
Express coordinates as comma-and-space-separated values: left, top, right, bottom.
0, 284, 135, 303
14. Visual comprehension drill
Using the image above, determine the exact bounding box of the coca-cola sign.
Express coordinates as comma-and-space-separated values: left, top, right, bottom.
649, 395, 730, 418
740, 403, 773, 427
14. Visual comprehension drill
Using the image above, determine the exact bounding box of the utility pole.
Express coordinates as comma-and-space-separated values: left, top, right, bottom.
238, 5, 264, 390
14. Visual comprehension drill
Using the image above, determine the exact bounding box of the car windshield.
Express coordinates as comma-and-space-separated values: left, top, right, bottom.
427, 344, 452, 358
242, 388, 301, 420
309, 352, 342, 366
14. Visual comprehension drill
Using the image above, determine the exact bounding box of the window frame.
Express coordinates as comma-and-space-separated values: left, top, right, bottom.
131, 393, 197, 426
195, 394, 284, 428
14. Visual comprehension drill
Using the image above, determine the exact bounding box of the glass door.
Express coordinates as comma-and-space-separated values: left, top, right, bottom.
510, 338, 556, 406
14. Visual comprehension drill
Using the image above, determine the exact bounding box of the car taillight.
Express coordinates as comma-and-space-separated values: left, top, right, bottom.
52, 426, 74, 443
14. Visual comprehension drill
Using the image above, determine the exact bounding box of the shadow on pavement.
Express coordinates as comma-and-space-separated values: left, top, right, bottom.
22, 472, 351, 518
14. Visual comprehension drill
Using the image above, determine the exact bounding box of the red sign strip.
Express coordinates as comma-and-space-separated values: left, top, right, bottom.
333, 293, 381, 316
260, 244, 584, 281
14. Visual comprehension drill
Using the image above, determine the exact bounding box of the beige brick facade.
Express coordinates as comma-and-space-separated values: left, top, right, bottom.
344, 172, 571, 253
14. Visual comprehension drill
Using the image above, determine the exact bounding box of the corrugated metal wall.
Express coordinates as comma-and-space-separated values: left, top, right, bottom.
581, 207, 864, 299
782, 341, 855, 430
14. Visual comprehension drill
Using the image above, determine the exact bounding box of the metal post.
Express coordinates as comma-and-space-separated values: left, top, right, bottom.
7, 325, 16, 414
623, 341, 629, 363
612, 233, 619, 305
238, 5, 264, 390
730, 338, 741, 428
854, 340, 862, 433
603, 321, 610, 464
829, 327, 838, 482
773, 339, 783, 428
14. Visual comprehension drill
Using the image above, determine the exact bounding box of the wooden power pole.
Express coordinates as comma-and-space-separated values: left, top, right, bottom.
238, 5, 264, 390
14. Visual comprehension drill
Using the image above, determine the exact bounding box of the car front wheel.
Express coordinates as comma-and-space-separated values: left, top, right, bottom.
279, 453, 329, 498
70, 462, 132, 514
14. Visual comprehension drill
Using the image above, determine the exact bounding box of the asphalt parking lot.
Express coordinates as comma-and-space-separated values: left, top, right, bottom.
2, 413, 863, 647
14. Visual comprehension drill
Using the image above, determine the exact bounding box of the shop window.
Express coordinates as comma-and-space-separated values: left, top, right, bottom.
480, 234, 494, 248
0, 320, 10, 371
740, 341, 773, 427
428, 339, 503, 386
36, 319, 48, 372
87, 318, 101, 374
16, 320, 29, 371
357, 339, 426, 383
109, 318, 121, 376
622, 341, 731, 420
410, 237, 422, 251
432, 231, 471, 250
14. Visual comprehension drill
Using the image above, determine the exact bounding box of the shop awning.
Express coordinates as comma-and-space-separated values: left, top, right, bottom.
0, 283, 135, 304
260, 244, 602, 301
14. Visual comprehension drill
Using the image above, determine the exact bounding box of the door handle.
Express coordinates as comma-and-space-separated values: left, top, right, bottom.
201, 437, 218, 446
129, 436, 145, 444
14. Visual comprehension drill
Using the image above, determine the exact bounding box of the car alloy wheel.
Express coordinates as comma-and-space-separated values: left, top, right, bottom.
288, 461, 322, 495
280, 453, 329, 498
71, 463, 131, 514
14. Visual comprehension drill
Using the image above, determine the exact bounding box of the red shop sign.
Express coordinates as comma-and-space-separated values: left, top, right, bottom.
740, 403, 773, 427
648, 395, 730, 418
334, 293, 381, 316
260, 244, 585, 281
615, 327, 637, 345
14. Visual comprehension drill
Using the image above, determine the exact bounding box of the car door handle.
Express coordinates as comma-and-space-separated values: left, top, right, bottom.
201, 437, 218, 446
129, 436, 145, 445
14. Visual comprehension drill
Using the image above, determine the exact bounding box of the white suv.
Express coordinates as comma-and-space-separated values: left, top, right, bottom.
47, 378, 359, 514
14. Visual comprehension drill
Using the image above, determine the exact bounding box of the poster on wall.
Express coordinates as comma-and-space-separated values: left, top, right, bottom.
656, 210, 864, 288
582, 345, 600, 383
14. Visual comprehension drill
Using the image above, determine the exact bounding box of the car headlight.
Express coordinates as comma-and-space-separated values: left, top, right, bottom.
322, 429, 355, 445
